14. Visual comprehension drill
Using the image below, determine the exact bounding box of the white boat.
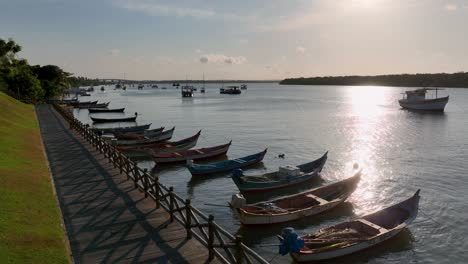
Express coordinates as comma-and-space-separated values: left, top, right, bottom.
279, 190, 420, 262
398, 88, 449, 112
231, 171, 361, 225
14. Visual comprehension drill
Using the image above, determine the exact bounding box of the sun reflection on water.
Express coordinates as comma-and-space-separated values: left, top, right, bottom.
345, 86, 393, 215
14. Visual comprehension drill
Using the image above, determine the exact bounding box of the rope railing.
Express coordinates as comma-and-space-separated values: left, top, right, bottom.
52, 103, 269, 264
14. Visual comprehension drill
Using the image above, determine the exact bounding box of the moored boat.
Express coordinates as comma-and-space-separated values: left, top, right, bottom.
231, 152, 328, 193
278, 190, 421, 262
90, 114, 137, 123
220, 86, 241, 94
88, 107, 125, 113
113, 127, 175, 146
152, 141, 232, 164
398, 88, 449, 112
91, 124, 151, 134
181, 86, 194, 97
77, 102, 109, 109
241, 84, 247, 90
113, 127, 165, 140
117, 130, 201, 157
70, 100, 97, 107
231, 171, 361, 225
188, 149, 267, 176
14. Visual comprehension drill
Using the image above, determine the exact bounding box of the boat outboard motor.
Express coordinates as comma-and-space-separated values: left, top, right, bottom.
278, 227, 304, 256
230, 193, 246, 208
232, 169, 244, 184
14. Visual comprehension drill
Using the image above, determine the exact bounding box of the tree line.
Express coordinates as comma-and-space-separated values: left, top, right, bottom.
280, 72, 468, 88
0, 38, 101, 102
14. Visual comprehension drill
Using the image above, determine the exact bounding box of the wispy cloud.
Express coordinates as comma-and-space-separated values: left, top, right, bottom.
445, 4, 458, 11
108, 48, 121, 56
199, 53, 247, 64
296, 46, 306, 53
115, 0, 248, 21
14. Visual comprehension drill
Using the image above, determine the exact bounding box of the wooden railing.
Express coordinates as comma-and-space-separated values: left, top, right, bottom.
52, 103, 269, 264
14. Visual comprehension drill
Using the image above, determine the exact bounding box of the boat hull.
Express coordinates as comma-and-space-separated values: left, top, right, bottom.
398, 96, 449, 112
153, 142, 231, 164
114, 128, 174, 146
92, 124, 151, 134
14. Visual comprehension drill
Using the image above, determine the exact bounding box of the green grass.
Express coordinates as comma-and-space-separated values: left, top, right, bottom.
0, 92, 69, 263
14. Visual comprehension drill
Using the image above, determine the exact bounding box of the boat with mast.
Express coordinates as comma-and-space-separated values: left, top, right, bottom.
398, 88, 449, 112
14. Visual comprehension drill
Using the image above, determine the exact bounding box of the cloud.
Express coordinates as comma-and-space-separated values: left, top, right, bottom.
115, 0, 248, 21
296, 46, 306, 53
195, 49, 202, 53
108, 48, 121, 56
445, 4, 458, 11
199, 54, 247, 64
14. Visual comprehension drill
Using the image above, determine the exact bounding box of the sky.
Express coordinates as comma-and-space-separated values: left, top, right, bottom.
1, 0, 468, 80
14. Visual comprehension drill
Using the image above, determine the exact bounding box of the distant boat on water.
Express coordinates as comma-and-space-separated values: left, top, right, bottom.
181, 86, 194, 97
398, 88, 449, 112
241, 84, 247, 90
220, 86, 241, 94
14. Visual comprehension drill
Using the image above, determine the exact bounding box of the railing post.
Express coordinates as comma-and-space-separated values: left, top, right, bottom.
143, 168, 149, 197
169, 187, 174, 222
118, 152, 123, 173
153, 175, 160, 208
208, 214, 215, 260
235, 235, 243, 264
185, 199, 192, 239
133, 165, 139, 188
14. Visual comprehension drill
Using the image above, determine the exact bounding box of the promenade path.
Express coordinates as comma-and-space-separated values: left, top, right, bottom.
36, 105, 218, 263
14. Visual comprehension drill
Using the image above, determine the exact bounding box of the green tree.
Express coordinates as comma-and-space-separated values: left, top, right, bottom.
4, 64, 43, 101
31, 64, 71, 98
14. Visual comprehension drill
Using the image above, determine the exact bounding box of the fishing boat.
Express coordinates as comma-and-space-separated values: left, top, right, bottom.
220, 86, 241, 94
117, 131, 201, 157
113, 127, 175, 146
181, 86, 194, 97
70, 100, 98, 107
152, 141, 232, 164
138, 84, 144, 89
77, 102, 109, 109
100, 86, 105, 91
91, 124, 151, 134
90, 114, 137, 123
88, 107, 125, 113
113, 127, 165, 140
231, 171, 360, 225
152, 84, 158, 88
188, 149, 267, 176
115, 83, 122, 89
278, 190, 420, 262
231, 152, 328, 193
398, 88, 449, 112
241, 84, 247, 90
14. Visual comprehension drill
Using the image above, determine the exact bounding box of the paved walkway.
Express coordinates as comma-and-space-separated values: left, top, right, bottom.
36, 105, 217, 264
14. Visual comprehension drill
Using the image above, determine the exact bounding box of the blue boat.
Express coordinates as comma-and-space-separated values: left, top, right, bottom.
187, 149, 267, 176
231, 152, 328, 193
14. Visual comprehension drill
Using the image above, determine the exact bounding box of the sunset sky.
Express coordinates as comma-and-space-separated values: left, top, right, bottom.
1, 0, 468, 80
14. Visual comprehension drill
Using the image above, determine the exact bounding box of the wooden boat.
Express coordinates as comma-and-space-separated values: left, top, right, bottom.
77, 102, 109, 109
220, 86, 241, 94
88, 107, 125, 113
91, 114, 137, 123
113, 127, 165, 140
91, 124, 151, 134
241, 84, 247, 90
70, 100, 97, 107
398, 88, 449, 112
231, 171, 361, 225
188, 149, 267, 176
181, 86, 194, 97
113, 127, 174, 146
117, 131, 201, 157
231, 152, 328, 193
279, 190, 420, 262
152, 141, 232, 164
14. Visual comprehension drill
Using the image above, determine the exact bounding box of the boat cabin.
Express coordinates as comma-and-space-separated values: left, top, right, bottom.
181, 86, 194, 97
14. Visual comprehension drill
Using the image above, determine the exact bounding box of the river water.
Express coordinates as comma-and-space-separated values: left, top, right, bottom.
73, 83, 468, 264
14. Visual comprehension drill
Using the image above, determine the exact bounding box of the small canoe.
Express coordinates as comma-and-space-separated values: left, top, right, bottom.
113, 127, 165, 140
70, 100, 97, 107
113, 127, 175, 146
91, 124, 151, 134
78, 102, 109, 109
188, 149, 267, 176
117, 130, 201, 157
279, 190, 421, 262
91, 115, 137, 123
88, 107, 125, 113
231, 152, 328, 193
231, 171, 361, 225
152, 141, 232, 164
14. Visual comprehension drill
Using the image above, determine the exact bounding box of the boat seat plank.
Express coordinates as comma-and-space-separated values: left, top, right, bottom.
358, 219, 388, 233
233, 159, 246, 163
173, 152, 182, 156
305, 194, 328, 204
195, 150, 204, 154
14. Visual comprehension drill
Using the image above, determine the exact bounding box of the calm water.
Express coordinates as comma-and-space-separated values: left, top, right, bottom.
74, 84, 468, 264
